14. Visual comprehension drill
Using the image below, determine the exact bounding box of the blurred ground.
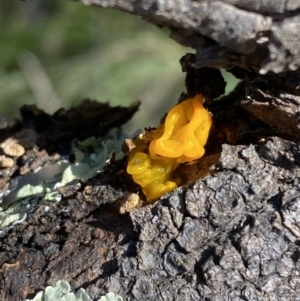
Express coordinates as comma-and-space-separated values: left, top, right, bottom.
0, 0, 237, 133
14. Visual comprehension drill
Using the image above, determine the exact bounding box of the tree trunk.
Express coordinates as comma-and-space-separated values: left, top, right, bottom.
1, 1, 300, 300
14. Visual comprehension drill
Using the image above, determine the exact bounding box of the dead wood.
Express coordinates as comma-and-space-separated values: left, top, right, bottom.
2, 134, 300, 301
81, 0, 300, 77
1, 0, 300, 300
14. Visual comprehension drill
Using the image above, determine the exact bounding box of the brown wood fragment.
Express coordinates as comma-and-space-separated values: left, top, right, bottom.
0, 156, 14, 168
1, 141, 25, 157
119, 193, 140, 214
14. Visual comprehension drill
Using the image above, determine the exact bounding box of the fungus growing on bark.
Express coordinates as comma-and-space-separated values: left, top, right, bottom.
127, 94, 212, 201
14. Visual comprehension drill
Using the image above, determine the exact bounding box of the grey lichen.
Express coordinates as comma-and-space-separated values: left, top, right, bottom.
24, 280, 123, 301
0, 128, 129, 232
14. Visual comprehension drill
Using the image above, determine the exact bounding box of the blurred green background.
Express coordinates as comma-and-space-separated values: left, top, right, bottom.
0, 0, 237, 133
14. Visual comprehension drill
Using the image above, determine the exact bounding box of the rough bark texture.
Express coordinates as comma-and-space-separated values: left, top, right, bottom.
2, 135, 300, 301
1, 0, 300, 300
81, 0, 300, 76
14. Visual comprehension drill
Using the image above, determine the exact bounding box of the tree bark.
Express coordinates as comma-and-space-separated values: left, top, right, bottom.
1, 0, 300, 300
82, 0, 300, 76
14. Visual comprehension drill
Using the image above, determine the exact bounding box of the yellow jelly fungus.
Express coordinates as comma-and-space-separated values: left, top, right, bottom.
127, 94, 212, 201
127, 152, 179, 200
